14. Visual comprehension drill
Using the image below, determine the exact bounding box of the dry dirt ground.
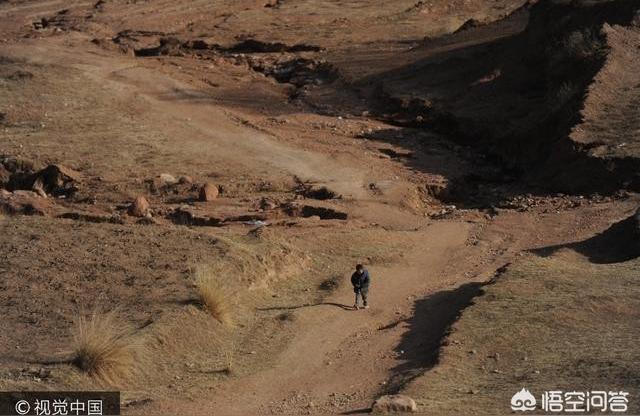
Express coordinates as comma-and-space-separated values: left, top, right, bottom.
0, 0, 639, 415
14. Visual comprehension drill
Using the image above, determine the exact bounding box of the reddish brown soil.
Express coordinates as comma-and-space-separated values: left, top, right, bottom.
0, 1, 638, 415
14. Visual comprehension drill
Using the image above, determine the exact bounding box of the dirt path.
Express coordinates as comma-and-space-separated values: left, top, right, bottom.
4, 40, 371, 200
140, 222, 473, 415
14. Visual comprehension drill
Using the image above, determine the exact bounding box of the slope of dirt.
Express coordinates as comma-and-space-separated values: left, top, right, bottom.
367, 0, 640, 194
403, 213, 640, 414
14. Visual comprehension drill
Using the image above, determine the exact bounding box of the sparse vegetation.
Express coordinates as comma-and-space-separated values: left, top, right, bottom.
195, 266, 233, 325
319, 275, 340, 291
72, 311, 144, 386
404, 252, 640, 414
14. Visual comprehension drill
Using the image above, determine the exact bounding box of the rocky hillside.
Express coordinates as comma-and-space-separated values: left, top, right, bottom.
372, 0, 640, 194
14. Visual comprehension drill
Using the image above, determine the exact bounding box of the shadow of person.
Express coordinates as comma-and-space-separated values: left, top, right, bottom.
256, 302, 355, 311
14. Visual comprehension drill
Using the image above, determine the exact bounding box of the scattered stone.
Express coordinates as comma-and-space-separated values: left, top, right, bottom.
129, 196, 150, 217
302, 185, 339, 200
31, 164, 81, 197
199, 183, 219, 201
158, 173, 178, 185
168, 206, 222, 226
38, 368, 51, 379
425, 180, 449, 199
178, 175, 193, 184
137, 216, 156, 225
1, 156, 34, 173
372, 394, 417, 413
0, 164, 10, 186
260, 197, 278, 210
283, 203, 348, 220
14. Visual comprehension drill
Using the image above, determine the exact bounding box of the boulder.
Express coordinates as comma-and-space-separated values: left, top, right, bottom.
129, 196, 150, 217
199, 183, 219, 202
31, 164, 81, 196
372, 395, 417, 414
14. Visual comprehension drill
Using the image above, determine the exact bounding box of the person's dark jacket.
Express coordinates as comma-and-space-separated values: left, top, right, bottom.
351, 270, 370, 293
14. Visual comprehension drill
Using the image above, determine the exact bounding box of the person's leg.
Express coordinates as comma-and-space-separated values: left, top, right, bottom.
354, 291, 361, 308
362, 289, 368, 308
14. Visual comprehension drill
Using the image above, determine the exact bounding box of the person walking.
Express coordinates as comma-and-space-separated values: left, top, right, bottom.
351, 264, 370, 310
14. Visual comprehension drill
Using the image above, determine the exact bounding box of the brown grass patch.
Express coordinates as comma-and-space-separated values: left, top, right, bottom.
195, 267, 233, 325
72, 311, 144, 386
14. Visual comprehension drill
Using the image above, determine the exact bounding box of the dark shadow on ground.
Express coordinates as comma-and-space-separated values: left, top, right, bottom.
533, 214, 640, 264
340, 408, 371, 415
382, 282, 484, 394
257, 302, 355, 311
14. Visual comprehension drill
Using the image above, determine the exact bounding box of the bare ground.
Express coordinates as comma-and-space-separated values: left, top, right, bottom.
0, 0, 639, 415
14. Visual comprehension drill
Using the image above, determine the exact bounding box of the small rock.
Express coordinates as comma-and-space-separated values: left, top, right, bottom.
178, 175, 193, 184
260, 197, 278, 210
129, 196, 150, 217
158, 173, 178, 185
137, 216, 156, 225
372, 394, 417, 413
199, 183, 219, 201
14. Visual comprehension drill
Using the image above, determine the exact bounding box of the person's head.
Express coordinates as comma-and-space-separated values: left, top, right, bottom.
356, 264, 364, 274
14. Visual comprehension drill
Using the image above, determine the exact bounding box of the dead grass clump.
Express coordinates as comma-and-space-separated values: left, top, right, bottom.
72, 311, 144, 386
195, 267, 233, 325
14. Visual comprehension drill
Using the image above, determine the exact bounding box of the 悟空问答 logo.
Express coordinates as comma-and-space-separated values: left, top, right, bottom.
511, 388, 537, 411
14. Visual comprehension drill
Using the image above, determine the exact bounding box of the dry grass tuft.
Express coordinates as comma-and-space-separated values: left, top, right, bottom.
195, 267, 233, 325
72, 311, 144, 386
